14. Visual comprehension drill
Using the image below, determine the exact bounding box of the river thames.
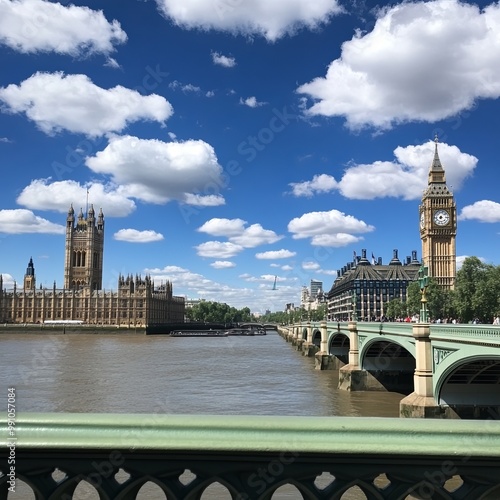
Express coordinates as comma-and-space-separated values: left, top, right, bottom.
1, 330, 405, 499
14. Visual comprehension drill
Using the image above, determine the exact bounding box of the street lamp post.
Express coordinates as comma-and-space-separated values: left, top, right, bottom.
351, 291, 358, 322
418, 264, 429, 323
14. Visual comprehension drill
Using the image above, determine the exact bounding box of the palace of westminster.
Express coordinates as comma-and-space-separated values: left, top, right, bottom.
0, 138, 456, 325
0, 205, 185, 326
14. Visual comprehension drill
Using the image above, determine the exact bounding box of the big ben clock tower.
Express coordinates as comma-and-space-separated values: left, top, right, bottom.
419, 137, 456, 289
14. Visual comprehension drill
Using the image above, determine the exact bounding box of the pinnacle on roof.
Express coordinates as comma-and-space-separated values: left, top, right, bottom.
428, 135, 447, 185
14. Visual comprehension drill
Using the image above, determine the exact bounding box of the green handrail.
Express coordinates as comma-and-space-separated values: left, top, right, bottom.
2, 413, 500, 456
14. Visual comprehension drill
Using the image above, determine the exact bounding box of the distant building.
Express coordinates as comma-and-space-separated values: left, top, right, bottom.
0, 205, 184, 326
310, 279, 323, 299
301, 280, 326, 312
327, 249, 421, 321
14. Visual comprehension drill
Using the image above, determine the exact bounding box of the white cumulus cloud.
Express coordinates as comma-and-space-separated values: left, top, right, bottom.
86, 136, 225, 205
459, 200, 500, 223
182, 194, 225, 207
198, 218, 247, 237
0, 209, 64, 234
297, 0, 500, 129
290, 141, 477, 201
114, 229, 164, 243
17, 179, 136, 217
0, 72, 173, 136
255, 249, 296, 260
154, 0, 342, 41
288, 209, 374, 247
240, 96, 266, 108
197, 218, 282, 248
290, 173, 338, 197
210, 261, 236, 269
302, 261, 320, 271
0, 0, 127, 55
196, 241, 243, 258
211, 51, 236, 67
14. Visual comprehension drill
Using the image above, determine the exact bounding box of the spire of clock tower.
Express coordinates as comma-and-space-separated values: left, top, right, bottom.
429, 135, 446, 182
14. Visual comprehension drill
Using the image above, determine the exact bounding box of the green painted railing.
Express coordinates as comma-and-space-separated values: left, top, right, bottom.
2, 413, 500, 499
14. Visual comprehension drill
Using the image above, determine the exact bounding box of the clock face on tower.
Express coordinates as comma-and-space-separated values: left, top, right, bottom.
420, 212, 425, 229
433, 209, 450, 226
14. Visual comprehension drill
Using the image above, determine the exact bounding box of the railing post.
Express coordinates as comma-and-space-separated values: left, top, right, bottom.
400, 323, 443, 418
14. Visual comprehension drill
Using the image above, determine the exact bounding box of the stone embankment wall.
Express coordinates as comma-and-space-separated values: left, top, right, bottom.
0, 324, 146, 335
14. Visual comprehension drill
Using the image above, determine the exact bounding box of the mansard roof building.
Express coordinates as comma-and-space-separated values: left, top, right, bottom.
0, 205, 185, 326
327, 249, 421, 321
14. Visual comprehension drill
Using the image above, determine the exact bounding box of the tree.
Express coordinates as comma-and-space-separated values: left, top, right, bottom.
406, 281, 421, 316
454, 257, 489, 323
454, 257, 500, 323
185, 301, 257, 324
385, 299, 407, 320
407, 278, 453, 321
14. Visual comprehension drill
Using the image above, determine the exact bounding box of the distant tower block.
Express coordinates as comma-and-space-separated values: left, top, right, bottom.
64, 204, 105, 290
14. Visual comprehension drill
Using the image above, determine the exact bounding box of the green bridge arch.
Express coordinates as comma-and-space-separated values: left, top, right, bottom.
281, 321, 500, 418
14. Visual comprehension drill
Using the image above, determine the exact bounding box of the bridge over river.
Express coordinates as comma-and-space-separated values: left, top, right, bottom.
279, 321, 500, 419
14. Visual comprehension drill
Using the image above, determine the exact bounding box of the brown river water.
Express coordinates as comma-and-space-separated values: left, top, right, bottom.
1, 331, 406, 499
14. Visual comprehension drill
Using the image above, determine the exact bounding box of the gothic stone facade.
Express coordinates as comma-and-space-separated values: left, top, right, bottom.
0, 205, 185, 326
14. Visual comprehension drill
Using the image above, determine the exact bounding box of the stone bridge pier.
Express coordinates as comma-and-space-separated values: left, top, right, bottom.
399, 324, 443, 418
338, 322, 441, 416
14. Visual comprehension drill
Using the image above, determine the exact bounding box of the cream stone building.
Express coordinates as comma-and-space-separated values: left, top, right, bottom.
419, 137, 457, 289
0, 205, 185, 326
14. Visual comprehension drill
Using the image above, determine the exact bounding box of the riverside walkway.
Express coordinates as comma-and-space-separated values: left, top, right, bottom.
280, 321, 500, 419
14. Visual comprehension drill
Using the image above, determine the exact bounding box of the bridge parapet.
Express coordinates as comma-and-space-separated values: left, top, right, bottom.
283, 322, 500, 419
2, 413, 500, 499
430, 324, 500, 343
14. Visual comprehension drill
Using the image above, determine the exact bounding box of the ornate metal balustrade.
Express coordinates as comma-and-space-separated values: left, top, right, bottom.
2, 413, 500, 499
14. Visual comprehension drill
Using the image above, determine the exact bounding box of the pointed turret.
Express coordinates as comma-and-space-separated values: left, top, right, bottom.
97, 207, 104, 231
77, 207, 85, 226
26, 257, 35, 276
23, 257, 36, 290
67, 204, 75, 228
424, 136, 452, 197
428, 135, 446, 184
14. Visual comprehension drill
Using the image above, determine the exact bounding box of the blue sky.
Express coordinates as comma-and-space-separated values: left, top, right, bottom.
1, 0, 499, 314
